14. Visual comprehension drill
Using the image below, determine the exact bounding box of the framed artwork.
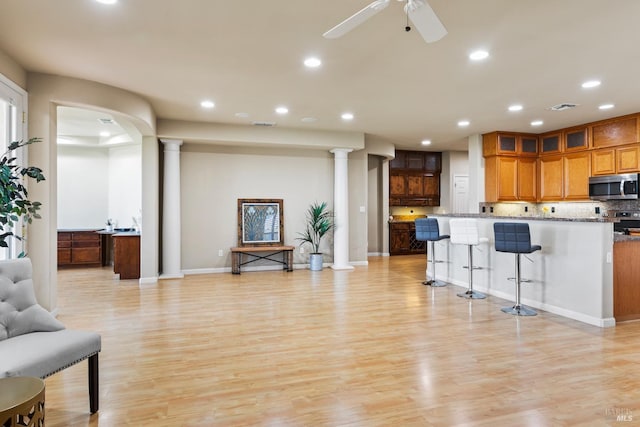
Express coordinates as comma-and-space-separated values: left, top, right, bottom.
237, 199, 284, 246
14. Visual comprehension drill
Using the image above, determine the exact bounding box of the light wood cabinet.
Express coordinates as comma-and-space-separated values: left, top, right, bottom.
592, 115, 639, 148
540, 132, 562, 155
614, 240, 640, 322
563, 152, 591, 200
484, 156, 536, 202
483, 132, 538, 157
617, 145, 640, 173
591, 145, 640, 176
539, 156, 563, 201
564, 127, 589, 152
518, 158, 538, 201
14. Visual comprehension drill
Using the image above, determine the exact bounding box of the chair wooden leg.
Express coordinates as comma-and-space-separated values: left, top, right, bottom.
89, 353, 99, 413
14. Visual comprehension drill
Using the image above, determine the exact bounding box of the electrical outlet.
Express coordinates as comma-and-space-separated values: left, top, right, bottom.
300, 247, 304, 254
606, 252, 612, 263
218, 249, 223, 257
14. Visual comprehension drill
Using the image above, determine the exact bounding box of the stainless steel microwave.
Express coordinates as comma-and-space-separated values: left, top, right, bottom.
588, 173, 639, 200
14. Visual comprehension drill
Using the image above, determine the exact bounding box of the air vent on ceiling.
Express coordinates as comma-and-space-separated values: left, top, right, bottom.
251, 121, 276, 127
98, 118, 115, 124
549, 103, 579, 111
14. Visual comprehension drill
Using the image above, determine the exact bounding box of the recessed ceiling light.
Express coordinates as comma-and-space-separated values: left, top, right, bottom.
508, 104, 523, 112
469, 50, 489, 61
95, 0, 117, 4
275, 106, 289, 115
99, 131, 110, 137
301, 117, 317, 123
599, 103, 614, 110
581, 80, 601, 89
457, 120, 470, 127
304, 57, 322, 68
235, 112, 249, 118
421, 140, 432, 146
341, 112, 354, 121
531, 120, 544, 126
200, 100, 215, 109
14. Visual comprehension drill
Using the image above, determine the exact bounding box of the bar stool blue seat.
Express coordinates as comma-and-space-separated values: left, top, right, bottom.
493, 222, 542, 316
415, 218, 449, 287
449, 218, 488, 299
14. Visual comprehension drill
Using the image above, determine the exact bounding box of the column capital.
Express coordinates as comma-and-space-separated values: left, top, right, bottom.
160, 139, 184, 150
329, 148, 353, 156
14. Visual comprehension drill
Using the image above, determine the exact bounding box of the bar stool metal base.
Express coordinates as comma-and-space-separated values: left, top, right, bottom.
501, 304, 537, 316
424, 279, 447, 287
457, 289, 486, 299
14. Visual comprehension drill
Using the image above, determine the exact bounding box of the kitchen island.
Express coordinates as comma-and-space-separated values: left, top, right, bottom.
428, 214, 617, 327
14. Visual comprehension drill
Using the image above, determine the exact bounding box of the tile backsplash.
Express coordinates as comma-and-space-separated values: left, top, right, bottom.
478, 200, 640, 218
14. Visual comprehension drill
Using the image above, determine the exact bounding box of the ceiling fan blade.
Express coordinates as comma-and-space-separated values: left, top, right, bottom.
407, 0, 447, 43
323, 0, 391, 39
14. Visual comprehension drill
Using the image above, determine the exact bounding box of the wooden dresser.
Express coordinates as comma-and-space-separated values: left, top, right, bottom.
57, 230, 102, 267
113, 233, 140, 280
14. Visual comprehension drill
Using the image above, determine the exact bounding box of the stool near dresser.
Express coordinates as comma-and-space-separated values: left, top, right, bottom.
415, 218, 450, 287
449, 218, 488, 299
493, 222, 542, 316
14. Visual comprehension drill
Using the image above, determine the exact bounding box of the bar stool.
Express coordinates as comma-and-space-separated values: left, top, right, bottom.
415, 218, 449, 287
493, 222, 541, 316
449, 218, 488, 299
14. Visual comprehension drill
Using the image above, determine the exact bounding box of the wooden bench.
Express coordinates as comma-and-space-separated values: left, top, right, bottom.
230, 246, 294, 274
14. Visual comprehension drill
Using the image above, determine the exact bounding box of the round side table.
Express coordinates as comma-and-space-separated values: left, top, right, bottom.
0, 377, 45, 427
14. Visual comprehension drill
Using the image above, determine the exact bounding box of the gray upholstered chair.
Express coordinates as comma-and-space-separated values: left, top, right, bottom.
0, 258, 101, 413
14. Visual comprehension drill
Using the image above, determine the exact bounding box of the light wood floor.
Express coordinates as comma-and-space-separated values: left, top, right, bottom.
46, 255, 639, 426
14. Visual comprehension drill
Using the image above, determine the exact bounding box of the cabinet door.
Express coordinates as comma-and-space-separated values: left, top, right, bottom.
519, 136, 538, 156
423, 175, 440, 197
540, 133, 562, 155
389, 223, 411, 255
591, 149, 616, 176
563, 152, 591, 200
423, 152, 442, 172
564, 127, 589, 151
390, 174, 406, 197
390, 151, 407, 169
539, 156, 563, 200
592, 115, 639, 148
407, 175, 423, 196
497, 157, 518, 201
406, 152, 424, 169
497, 134, 517, 154
518, 158, 537, 201
617, 145, 640, 173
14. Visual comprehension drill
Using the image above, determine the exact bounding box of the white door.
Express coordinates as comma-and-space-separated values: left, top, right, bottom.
453, 174, 470, 213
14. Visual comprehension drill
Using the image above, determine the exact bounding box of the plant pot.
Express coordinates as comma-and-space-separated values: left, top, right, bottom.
309, 253, 324, 271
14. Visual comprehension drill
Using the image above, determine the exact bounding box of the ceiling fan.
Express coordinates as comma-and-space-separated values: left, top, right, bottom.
323, 0, 447, 43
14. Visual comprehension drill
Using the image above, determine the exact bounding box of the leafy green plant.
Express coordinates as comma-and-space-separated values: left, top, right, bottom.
296, 201, 334, 254
0, 138, 45, 249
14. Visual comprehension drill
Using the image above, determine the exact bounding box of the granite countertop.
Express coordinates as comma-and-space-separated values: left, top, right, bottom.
427, 213, 618, 223
614, 233, 640, 242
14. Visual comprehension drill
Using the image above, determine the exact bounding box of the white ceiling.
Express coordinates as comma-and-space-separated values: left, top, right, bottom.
1, 0, 639, 151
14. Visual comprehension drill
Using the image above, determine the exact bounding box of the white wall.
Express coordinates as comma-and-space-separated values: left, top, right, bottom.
57, 144, 141, 230
180, 144, 335, 270
108, 144, 142, 229
57, 145, 109, 229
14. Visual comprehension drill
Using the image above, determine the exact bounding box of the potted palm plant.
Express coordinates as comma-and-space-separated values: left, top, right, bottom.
0, 138, 45, 254
296, 201, 334, 271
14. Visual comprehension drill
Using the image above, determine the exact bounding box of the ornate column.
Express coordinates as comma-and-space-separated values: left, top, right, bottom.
160, 139, 184, 279
330, 148, 354, 270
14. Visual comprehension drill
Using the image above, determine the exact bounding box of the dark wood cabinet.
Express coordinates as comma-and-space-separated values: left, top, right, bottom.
57, 230, 101, 267
113, 233, 140, 280
390, 150, 441, 206
389, 222, 426, 255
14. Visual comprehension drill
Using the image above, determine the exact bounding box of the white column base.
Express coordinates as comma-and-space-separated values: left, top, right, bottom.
159, 273, 185, 280
330, 264, 355, 271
